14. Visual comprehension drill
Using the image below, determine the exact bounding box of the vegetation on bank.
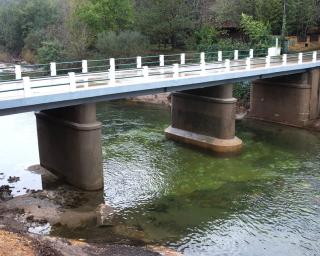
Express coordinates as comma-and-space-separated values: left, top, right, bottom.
0, 0, 319, 64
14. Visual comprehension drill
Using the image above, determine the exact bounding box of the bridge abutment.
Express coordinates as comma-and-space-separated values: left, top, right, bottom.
165, 85, 243, 153
249, 69, 320, 127
36, 103, 103, 190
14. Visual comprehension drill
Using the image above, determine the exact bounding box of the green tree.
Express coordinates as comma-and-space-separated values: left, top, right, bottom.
36, 40, 64, 63
96, 30, 150, 57
76, 0, 133, 34
240, 14, 272, 48
135, 0, 196, 48
286, 0, 318, 38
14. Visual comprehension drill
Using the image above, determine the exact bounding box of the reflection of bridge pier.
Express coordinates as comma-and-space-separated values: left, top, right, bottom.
165, 84, 243, 153
36, 103, 103, 190
249, 69, 320, 127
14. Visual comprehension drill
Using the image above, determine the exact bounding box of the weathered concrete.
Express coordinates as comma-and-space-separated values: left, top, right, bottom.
249, 68, 320, 127
165, 85, 243, 153
36, 104, 103, 190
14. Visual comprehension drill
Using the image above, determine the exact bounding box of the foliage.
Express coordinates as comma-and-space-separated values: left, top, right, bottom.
96, 30, 150, 57
135, 0, 196, 48
195, 26, 220, 50
36, 40, 64, 63
214, 0, 320, 37
0, 0, 61, 54
234, 82, 251, 101
76, 0, 133, 34
0, 0, 319, 62
240, 14, 272, 48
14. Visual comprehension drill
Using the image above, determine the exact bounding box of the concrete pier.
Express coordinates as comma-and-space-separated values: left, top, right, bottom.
165, 85, 243, 153
249, 69, 320, 127
36, 104, 103, 190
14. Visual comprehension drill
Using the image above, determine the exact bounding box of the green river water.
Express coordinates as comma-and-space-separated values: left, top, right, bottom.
0, 101, 320, 255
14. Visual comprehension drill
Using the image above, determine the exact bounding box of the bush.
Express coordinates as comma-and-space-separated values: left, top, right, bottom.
195, 26, 220, 50
21, 49, 36, 63
240, 14, 272, 48
0, 47, 11, 62
36, 40, 63, 63
96, 30, 150, 57
234, 82, 251, 102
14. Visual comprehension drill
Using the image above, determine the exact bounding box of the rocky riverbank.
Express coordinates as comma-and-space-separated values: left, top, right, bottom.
0, 166, 181, 256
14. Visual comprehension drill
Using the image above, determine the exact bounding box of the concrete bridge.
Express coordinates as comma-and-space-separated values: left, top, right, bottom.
0, 50, 319, 190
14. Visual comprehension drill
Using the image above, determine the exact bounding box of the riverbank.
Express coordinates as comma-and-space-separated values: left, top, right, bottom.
0, 166, 181, 256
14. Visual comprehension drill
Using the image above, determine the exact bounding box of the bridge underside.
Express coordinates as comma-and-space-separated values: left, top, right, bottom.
249, 69, 320, 127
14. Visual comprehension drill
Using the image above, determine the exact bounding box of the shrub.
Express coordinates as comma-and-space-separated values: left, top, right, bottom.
96, 30, 150, 57
234, 82, 251, 102
0, 47, 11, 62
36, 40, 63, 63
240, 14, 272, 48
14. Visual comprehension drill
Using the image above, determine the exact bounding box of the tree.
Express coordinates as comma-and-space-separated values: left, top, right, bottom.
76, 0, 133, 34
37, 40, 63, 63
286, 0, 318, 39
240, 14, 272, 48
135, 0, 196, 48
96, 30, 150, 57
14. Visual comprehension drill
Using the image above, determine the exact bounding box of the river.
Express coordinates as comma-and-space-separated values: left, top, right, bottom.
0, 101, 319, 256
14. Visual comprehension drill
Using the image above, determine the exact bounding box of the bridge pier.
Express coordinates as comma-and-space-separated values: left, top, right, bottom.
36, 103, 103, 190
165, 85, 243, 153
249, 69, 320, 127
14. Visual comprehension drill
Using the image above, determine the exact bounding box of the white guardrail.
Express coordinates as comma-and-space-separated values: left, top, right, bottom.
0, 50, 319, 100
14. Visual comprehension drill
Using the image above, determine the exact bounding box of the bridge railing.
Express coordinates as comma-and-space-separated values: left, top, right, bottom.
0, 50, 319, 99
1, 49, 273, 82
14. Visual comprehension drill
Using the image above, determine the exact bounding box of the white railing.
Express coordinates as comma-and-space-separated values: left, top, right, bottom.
0, 51, 319, 100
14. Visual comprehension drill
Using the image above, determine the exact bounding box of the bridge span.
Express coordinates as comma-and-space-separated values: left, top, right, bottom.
0, 50, 319, 190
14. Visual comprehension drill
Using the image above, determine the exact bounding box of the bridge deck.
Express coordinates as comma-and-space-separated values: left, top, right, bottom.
0, 52, 319, 115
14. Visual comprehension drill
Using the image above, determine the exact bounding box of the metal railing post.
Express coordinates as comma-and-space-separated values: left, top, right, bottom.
249, 49, 254, 59
137, 56, 142, 69
23, 77, 31, 97
15, 65, 22, 80
225, 59, 230, 71
218, 51, 223, 62
82, 60, 88, 73
50, 62, 57, 76
200, 52, 205, 65
160, 55, 164, 67
173, 64, 179, 78
68, 72, 76, 91
282, 54, 287, 65
180, 53, 186, 65
143, 66, 149, 78
313, 51, 317, 63
298, 53, 303, 64
266, 56, 271, 68
246, 57, 251, 70
110, 58, 115, 71
234, 50, 239, 60
82, 60, 89, 88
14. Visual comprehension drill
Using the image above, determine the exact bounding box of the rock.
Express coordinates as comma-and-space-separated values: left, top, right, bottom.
96, 203, 116, 226
0, 185, 13, 201
7, 176, 20, 183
